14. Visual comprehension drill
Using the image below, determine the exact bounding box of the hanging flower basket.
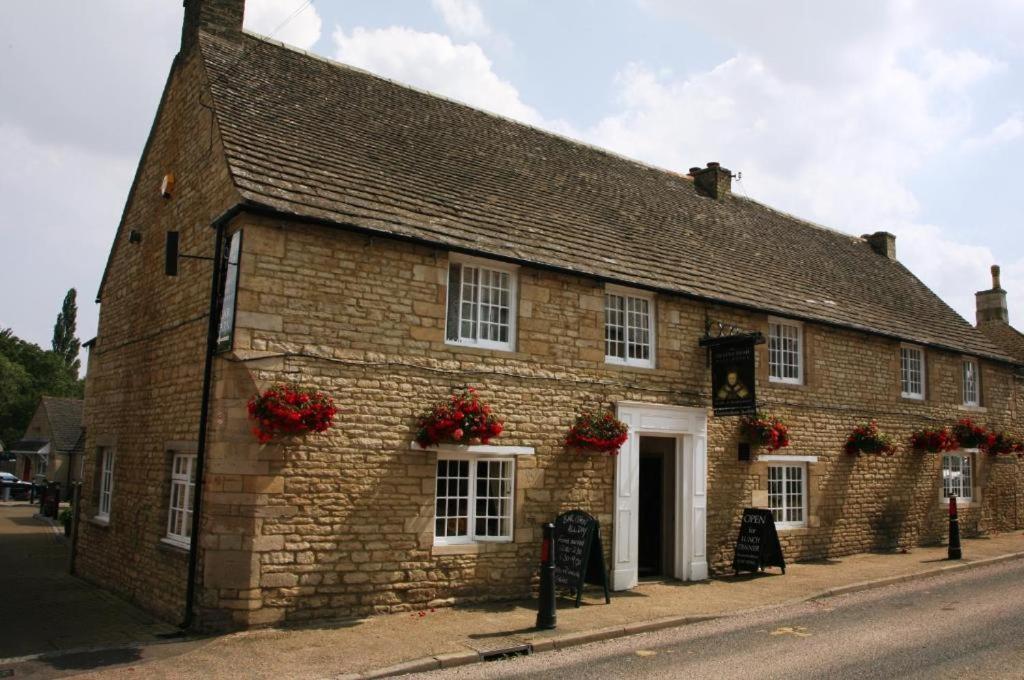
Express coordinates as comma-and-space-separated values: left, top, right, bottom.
844, 420, 895, 456
414, 386, 504, 448
909, 427, 957, 454
565, 410, 629, 455
742, 414, 790, 452
952, 418, 993, 450
248, 383, 337, 444
984, 431, 1023, 455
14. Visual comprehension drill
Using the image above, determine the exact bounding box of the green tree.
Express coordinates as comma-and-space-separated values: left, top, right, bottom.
0, 328, 83, 447
51, 288, 81, 374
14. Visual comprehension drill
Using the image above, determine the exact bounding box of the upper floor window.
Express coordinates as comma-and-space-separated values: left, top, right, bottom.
97, 448, 115, 521
605, 287, 655, 368
445, 257, 517, 352
962, 359, 980, 407
767, 463, 807, 529
434, 455, 514, 545
768, 318, 803, 384
166, 453, 197, 548
900, 345, 925, 400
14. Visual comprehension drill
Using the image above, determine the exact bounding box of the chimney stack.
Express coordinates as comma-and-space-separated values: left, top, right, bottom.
689, 162, 732, 200
862, 231, 897, 260
181, 0, 245, 54
976, 264, 1009, 325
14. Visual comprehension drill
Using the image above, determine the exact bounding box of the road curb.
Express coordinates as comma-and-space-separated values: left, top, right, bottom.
345, 550, 1024, 678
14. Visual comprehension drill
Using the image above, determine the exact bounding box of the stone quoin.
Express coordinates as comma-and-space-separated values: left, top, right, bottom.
75, 0, 1024, 630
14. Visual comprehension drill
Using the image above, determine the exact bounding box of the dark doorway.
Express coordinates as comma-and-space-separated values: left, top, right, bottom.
638, 436, 676, 578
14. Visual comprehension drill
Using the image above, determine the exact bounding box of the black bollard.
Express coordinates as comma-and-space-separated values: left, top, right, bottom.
536, 522, 557, 630
948, 495, 962, 560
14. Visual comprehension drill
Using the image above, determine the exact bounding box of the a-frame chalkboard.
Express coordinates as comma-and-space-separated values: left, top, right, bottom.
733, 507, 786, 575
553, 510, 611, 607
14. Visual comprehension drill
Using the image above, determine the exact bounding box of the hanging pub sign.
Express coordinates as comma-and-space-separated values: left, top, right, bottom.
700, 331, 763, 417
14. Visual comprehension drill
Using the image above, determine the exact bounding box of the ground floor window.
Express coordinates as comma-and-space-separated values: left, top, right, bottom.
767, 463, 807, 528
435, 456, 514, 545
166, 453, 197, 547
942, 453, 972, 501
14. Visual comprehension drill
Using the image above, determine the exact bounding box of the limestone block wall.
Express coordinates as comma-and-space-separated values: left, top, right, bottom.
198, 216, 1023, 626
75, 47, 239, 623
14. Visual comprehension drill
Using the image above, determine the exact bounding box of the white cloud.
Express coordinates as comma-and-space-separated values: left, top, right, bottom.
431, 0, 491, 38
244, 0, 322, 50
963, 112, 1024, 150
332, 25, 549, 126
587, 1, 1019, 324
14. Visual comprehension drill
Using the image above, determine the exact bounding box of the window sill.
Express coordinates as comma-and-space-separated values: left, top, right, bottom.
87, 516, 110, 528
159, 537, 191, 554
775, 524, 808, 532
444, 340, 516, 354
957, 404, 986, 413
758, 455, 818, 464
768, 378, 804, 387
432, 539, 513, 556
411, 442, 535, 456
900, 394, 926, 402
604, 358, 655, 371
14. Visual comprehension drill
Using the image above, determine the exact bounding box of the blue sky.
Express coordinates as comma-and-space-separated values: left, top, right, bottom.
1, 0, 1022, 368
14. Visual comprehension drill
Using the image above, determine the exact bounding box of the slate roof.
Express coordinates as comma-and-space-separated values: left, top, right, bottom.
39, 397, 84, 454
197, 31, 1016, 364
979, 323, 1024, 366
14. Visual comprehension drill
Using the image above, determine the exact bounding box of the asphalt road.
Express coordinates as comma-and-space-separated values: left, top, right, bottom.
427, 558, 1024, 679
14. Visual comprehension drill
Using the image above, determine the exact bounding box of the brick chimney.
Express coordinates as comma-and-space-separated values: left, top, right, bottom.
181, 0, 245, 53
976, 265, 1009, 325
689, 162, 732, 200
862, 231, 897, 260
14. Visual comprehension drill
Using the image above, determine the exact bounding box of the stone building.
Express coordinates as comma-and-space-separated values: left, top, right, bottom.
10, 396, 84, 497
76, 0, 1024, 629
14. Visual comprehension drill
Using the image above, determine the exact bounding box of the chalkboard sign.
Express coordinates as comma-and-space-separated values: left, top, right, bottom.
553, 510, 611, 607
732, 508, 786, 575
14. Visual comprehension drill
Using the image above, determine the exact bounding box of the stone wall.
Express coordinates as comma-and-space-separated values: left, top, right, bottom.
75, 46, 239, 624
197, 216, 1024, 626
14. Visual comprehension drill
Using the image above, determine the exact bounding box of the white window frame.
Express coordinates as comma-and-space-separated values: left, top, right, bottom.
444, 255, 518, 352
900, 344, 926, 400
604, 285, 656, 369
962, 358, 980, 407
941, 452, 973, 504
97, 448, 115, 522
767, 462, 808, 529
767, 316, 803, 385
165, 453, 197, 548
433, 454, 515, 546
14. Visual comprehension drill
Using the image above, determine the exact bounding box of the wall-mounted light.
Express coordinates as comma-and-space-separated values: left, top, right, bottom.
161, 173, 175, 199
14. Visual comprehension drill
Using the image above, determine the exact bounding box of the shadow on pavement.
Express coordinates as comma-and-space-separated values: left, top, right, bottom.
44, 647, 142, 671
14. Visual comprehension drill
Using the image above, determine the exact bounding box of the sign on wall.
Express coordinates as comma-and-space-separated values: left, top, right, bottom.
707, 335, 758, 417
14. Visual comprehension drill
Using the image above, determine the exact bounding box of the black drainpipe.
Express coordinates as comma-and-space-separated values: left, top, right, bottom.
181, 207, 237, 630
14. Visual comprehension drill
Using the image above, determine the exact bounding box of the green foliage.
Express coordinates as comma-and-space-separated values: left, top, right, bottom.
51, 288, 81, 374
0, 327, 83, 447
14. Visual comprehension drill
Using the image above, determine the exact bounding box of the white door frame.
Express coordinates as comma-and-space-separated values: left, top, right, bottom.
612, 402, 708, 590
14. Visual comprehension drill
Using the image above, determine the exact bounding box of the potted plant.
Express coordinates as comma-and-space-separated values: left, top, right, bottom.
952, 418, 993, 450
59, 507, 73, 537
247, 383, 337, 444
565, 410, 629, 455
845, 420, 895, 456
985, 431, 1023, 455
414, 386, 504, 448
742, 414, 790, 452
909, 427, 956, 454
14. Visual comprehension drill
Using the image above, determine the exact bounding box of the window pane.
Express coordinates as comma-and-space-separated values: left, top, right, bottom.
445, 263, 462, 341
605, 294, 626, 359
435, 457, 471, 540
216, 231, 242, 351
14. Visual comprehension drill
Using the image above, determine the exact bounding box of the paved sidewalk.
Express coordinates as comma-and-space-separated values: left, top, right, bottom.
23, 530, 1023, 679
0, 503, 178, 667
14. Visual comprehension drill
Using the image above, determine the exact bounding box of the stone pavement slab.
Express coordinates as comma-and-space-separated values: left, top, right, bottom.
0, 503, 178, 667
17, 530, 1021, 680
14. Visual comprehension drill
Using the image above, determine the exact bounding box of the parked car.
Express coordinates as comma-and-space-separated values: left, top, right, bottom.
0, 472, 33, 499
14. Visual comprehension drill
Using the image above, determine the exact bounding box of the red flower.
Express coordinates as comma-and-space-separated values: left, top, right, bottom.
415, 387, 504, 447
566, 410, 629, 455
247, 384, 336, 444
